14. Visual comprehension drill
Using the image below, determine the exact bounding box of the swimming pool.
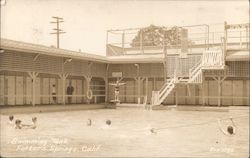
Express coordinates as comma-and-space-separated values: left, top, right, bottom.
1, 106, 249, 157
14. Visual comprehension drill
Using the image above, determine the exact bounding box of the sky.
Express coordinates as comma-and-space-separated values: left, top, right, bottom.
0, 0, 249, 56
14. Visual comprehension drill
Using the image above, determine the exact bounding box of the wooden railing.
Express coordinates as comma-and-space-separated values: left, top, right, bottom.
188, 60, 203, 83
202, 50, 224, 69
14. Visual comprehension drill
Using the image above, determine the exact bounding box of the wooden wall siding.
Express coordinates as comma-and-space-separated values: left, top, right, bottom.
76, 79, 83, 103
16, 76, 24, 105
108, 64, 137, 78
64, 60, 88, 75
1, 51, 249, 80
0, 51, 107, 79
244, 80, 250, 105
186, 85, 197, 105
203, 61, 250, 77
35, 78, 41, 105
1, 71, 249, 105
139, 64, 164, 77
91, 63, 107, 78
0, 51, 34, 71
64, 61, 107, 78
90, 78, 105, 103
222, 80, 233, 106
164, 91, 175, 105
145, 79, 153, 104
107, 55, 201, 78
7, 76, 15, 105
26, 77, 32, 105
227, 61, 250, 77
108, 64, 164, 78
0, 75, 4, 105
34, 55, 62, 73
208, 80, 218, 105
42, 78, 50, 104
232, 80, 244, 105
1, 51, 63, 74
176, 84, 187, 105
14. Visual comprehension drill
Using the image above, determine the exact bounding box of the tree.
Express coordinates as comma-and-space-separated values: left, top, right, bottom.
130, 25, 183, 47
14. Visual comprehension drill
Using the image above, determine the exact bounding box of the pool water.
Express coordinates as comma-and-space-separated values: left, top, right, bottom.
1, 107, 249, 157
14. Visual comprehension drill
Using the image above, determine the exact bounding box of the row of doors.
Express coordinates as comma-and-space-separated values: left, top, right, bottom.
107, 78, 249, 105
0, 75, 106, 105
0, 75, 249, 106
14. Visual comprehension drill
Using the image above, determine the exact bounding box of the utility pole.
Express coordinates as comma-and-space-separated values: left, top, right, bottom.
50, 16, 66, 48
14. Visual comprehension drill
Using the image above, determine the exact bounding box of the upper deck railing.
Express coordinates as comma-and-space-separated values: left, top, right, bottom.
106, 22, 249, 56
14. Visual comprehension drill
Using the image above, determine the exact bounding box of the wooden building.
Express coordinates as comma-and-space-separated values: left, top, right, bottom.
0, 22, 249, 106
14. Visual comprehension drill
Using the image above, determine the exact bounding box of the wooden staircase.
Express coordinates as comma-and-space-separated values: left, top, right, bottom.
151, 50, 225, 106
151, 77, 176, 106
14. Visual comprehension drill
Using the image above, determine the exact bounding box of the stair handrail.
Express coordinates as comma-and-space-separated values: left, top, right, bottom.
189, 60, 202, 78
159, 78, 175, 101
159, 79, 171, 94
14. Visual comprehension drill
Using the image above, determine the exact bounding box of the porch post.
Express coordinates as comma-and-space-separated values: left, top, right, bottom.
86, 76, 92, 103
60, 73, 68, 105
105, 64, 109, 102
218, 77, 221, 106
202, 75, 205, 106
218, 76, 227, 106
28, 72, 39, 106
175, 90, 178, 106
145, 77, 148, 103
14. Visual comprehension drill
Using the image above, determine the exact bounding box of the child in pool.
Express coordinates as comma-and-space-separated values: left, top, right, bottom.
99, 120, 112, 130
15, 117, 37, 129
106, 120, 111, 126
9, 115, 14, 125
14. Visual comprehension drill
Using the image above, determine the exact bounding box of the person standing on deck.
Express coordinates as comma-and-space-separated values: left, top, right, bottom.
114, 81, 120, 101
67, 81, 74, 104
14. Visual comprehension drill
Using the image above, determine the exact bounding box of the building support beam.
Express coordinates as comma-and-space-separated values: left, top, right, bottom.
175, 90, 178, 106
202, 75, 205, 106
187, 84, 191, 96
59, 73, 68, 105
212, 76, 227, 106
28, 72, 39, 106
105, 64, 109, 102
153, 77, 156, 91
85, 76, 92, 103
145, 77, 148, 104
134, 77, 145, 104
163, 62, 167, 82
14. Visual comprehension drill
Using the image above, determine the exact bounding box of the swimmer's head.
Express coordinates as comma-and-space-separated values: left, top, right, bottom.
15, 120, 22, 128
32, 117, 37, 123
150, 128, 157, 134
106, 120, 111, 125
9, 115, 14, 121
227, 126, 234, 135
